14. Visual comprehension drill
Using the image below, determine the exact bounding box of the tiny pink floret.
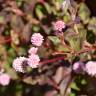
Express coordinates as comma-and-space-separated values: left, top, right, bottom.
28, 54, 40, 68
86, 61, 96, 76
53, 20, 66, 31
13, 57, 27, 73
73, 62, 80, 71
28, 47, 38, 55
0, 73, 10, 86
31, 33, 44, 47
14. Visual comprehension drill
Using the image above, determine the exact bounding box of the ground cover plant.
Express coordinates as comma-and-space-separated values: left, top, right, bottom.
0, 0, 96, 96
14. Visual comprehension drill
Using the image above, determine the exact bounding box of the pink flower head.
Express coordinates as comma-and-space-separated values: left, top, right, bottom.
31, 33, 44, 47
53, 20, 66, 31
86, 61, 96, 76
28, 54, 40, 68
13, 57, 27, 73
28, 47, 38, 55
73, 62, 80, 71
0, 73, 10, 86
73, 61, 85, 73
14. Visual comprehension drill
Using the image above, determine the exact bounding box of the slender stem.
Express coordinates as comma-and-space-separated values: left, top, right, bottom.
40, 56, 65, 65
76, 47, 96, 55
52, 52, 69, 55
52, 47, 95, 57
47, 76, 60, 91
60, 35, 73, 52
0, 37, 11, 44
64, 75, 72, 96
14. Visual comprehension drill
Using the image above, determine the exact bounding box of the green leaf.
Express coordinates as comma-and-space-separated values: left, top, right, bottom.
8, 48, 16, 57
15, 84, 23, 96
55, 44, 70, 52
2, 62, 11, 71
44, 3, 52, 14
80, 53, 91, 61
48, 36, 61, 45
68, 37, 81, 51
33, 25, 40, 32
7, 69, 18, 80
17, 47, 27, 56
78, 3, 90, 24
0, 45, 6, 55
81, 79, 87, 85
88, 17, 96, 35
70, 93, 76, 96
23, 76, 37, 85
71, 82, 80, 91
0, 16, 4, 23
35, 5, 44, 20
76, 24, 87, 41
16, 0, 22, 6
63, 13, 71, 23
87, 31, 96, 44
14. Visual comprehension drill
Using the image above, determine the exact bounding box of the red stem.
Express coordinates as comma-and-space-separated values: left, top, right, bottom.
76, 47, 96, 55
47, 76, 60, 91
0, 38, 11, 44
40, 56, 65, 65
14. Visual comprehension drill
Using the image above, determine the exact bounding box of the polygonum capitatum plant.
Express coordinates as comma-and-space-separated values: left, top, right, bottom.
13, 33, 44, 72
12, 0, 96, 95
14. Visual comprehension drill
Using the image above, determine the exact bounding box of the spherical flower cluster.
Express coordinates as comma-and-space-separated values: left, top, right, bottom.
53, 20, 66, 31
73, 62, 80, 71
85, 61, 96, 76
73, 61, 85, 73
28, 54, 40, 68
0, 73, 10, 86
31, 33, 44, 46
28, 47, 38, 55
13, 33, 43, 72
13, 57, 27, 73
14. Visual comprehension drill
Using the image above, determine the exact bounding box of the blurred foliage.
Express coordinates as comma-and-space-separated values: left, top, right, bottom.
0, 0, 96, 96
